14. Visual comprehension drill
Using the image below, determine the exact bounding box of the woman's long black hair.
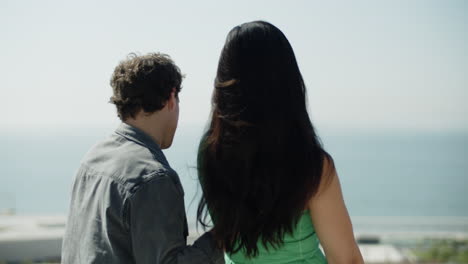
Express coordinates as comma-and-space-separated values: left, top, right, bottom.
197, 21, 332, 258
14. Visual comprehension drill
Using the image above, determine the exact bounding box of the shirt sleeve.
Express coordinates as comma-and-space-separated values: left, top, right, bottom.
126, 174, 224, 264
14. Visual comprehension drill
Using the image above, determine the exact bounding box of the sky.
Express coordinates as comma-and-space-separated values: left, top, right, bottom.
1, 0, 467, 132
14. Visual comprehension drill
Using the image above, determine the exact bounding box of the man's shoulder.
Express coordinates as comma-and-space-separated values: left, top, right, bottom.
79, 132, 179, 191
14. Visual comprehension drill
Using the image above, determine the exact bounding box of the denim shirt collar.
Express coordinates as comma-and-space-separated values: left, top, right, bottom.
115, 122, 169, 166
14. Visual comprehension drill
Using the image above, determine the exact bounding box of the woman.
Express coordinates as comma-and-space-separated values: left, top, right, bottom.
197, 21, 363, 264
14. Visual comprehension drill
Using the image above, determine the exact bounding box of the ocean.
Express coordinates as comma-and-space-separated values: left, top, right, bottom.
1, 124, 467, 234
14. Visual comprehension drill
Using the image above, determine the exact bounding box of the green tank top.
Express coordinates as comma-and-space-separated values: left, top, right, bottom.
224, 210, 327, 264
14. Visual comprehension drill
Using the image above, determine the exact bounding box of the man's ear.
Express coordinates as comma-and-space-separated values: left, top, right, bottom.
167, 90, 177, 111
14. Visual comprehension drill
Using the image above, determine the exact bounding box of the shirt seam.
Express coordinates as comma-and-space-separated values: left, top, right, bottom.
78, 163, 172, 232
78, 163, 129, 188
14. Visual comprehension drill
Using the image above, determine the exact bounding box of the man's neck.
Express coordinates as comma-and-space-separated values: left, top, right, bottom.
124, 116, 165, 148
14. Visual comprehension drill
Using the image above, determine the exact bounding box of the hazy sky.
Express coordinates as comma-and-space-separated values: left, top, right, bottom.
1, 0, 467, 132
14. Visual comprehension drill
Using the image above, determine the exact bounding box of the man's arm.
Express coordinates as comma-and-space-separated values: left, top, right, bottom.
126, 175, 224, 264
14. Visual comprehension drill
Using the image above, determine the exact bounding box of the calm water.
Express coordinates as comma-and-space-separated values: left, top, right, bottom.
1, 125, 467, 232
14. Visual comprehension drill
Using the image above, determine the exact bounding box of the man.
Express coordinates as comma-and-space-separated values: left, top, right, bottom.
62, 53, 223, 263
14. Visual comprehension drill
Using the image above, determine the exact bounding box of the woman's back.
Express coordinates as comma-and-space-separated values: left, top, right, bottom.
198, 20, 363, 264
225, 211, 326, 264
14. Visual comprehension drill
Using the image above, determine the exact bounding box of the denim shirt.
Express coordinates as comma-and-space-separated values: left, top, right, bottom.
62, 123, 224, 264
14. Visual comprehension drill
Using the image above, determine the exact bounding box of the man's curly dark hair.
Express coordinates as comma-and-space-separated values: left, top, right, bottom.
109, 53, 183, 121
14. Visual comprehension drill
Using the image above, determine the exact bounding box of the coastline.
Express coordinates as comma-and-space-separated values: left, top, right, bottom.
1, 214, 468, 263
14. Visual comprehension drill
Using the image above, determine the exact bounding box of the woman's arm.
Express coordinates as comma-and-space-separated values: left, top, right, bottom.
308, 157, 364, 264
